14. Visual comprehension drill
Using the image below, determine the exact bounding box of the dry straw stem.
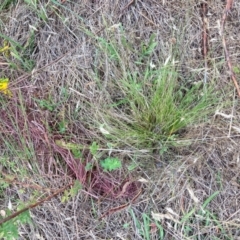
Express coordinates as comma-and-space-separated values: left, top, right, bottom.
201, 2, 209, 84
10, 0, 134, 88
221, 0, 240, 97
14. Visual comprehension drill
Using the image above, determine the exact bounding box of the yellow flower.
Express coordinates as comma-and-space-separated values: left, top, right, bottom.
0, 78, 12, 97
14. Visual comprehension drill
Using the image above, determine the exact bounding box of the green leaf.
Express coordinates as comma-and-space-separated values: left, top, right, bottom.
17, 210, 31, 224
90, 141, 99, 156
70, 180, 82, 197
202, 191, 219, 209
127, 162, 138, 171
58, 120, 67, 133
85, 163, 93, 171
100, 157, 122, 171
0, 221, 19, 240
71, 148, 82, 158
233, 66, 240, 74
142, 213, 150, 240
141, 33, 157, 56
180, 208, 196, 223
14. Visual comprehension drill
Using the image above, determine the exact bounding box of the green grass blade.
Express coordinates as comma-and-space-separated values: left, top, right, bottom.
202, 191, 220, 209
180, 208, 196, 223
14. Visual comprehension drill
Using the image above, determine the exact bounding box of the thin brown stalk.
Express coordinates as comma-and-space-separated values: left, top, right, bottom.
221, 0, 240, 97
99, 189, 142, 219
201, 2, 209, 84
121, 0, 135, 12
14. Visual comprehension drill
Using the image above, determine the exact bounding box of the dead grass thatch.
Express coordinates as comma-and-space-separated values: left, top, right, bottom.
1, 0, 240, 239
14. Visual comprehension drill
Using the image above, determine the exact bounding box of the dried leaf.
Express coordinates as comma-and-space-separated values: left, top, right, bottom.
0, 210, 6, 217
137, 177, 149, 183
187, 186, 199, 204
99, 125, 110, 135
8, 199, 12, 210
232, 126, 240, 133
151, 211, 180, 223
166, 207, 180, 218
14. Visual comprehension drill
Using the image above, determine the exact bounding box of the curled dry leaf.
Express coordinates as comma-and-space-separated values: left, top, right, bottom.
151, 211, 180, 223
0, 210, 6, 217
187, 186, 200, 204
8, 199, 12, 210
232, 126, 240, 133
137, 177, 149, 183
165, 207, 180, 219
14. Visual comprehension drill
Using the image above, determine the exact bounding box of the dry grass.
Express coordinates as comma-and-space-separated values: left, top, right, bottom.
1, 0, 240, 239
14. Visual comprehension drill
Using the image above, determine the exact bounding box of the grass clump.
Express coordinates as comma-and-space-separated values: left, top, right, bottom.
92, 29, 219, 150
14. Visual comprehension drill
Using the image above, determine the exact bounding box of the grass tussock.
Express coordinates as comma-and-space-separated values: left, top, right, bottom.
89, 30, 220, 150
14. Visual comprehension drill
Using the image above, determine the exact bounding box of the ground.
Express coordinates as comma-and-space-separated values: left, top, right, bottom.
1, 0, 240, 239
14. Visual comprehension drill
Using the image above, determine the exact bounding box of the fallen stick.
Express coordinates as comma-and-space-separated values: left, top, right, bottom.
221, 0, 240, 97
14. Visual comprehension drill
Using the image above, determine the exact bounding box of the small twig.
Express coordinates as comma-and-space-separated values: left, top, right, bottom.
0, 183, 73, 226
121, 0, 135, 13
99, 189, 142, 220
202, 2, 208, 58
201, 2, 209, 84
220, 0, 240, 97
139, 11, 157, 26
225, 0, 233, 14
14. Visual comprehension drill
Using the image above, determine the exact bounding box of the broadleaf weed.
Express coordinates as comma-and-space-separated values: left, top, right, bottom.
0, 206, 31, 240
100, 157, 122, 172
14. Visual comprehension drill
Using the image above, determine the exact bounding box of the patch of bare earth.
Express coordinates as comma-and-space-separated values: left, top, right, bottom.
1, 0, 240, 239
